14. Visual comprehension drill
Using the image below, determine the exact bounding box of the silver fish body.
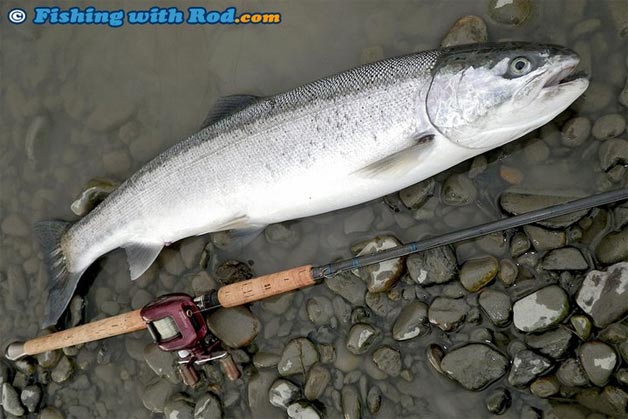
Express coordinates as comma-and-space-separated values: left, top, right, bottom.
37, 43, 588, 326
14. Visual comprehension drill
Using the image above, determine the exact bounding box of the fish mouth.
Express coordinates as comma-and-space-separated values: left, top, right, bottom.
542, 59, 588, 90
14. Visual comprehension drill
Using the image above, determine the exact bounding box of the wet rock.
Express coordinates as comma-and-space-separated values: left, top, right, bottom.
50, 356, 74, 383
428, 297, 469, 331
399, 178, 435, 209
498, 259, 518, 286
576, 262, 628, 328
341, 386, 361, 419
357, 235, 405, 293
488, 0, 532, 25
346, 323, 380, 355
561, 117, 591, 147
278, 338, 319, 376
261, 292, 295, 315
556, 358, 589, 387
441, 174, 477, 206
214, 260, 253, 284
441, 15, 488, 47
36, 350, 61, 369
440, 344, 509, 391
206, 306, 260, 348
143, 344, 177, 383
70, 178, 118, 216
530, 375, 560, 398
510, 232, 531, 257
248, 371, 282, 417
427, 344, 446, 375
578, 341, 617, 387
372, 346, 401, 377
269, 379, 300, 409
575, 386, 628, 418
392, 301, 429, 340
513, 286, 569, 332
485, 388, 511, 415
2, 383, 25, 416
406, 246, 457, 286
525, 327, 574, 359
508, 350, 552, 387
19, 384, 41, 413
479, 289, 511, 327
500, 191, 587, 228
304, 364, 331, 400
595, 228, 628, 265
194, 392, 222, 419
459, 256, 498, 292
592, 113, 626, 140
265, 223, 298, 245
39, 407, 64, 419
541, 247, 588, 270
523, 225, 566, 251
344, 207, 375, 234
500, 165, 524, 184
570, 315, 592, 340
599, 323, 628, 344
287, 401, 322, 419
364, 291, 400, 319
253, 352, 281, 369
325, 272, 366, 306
164, 394, 194, 419
598, 138, 628, 170
366, 386, 382, 414
305, 296, 333, 326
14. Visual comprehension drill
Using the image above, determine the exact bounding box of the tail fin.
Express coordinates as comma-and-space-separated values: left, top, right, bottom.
34, 221, 82, 328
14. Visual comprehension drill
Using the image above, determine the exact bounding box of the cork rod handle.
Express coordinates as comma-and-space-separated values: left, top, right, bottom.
22, 309, 146, 356
217, 265, 316, 307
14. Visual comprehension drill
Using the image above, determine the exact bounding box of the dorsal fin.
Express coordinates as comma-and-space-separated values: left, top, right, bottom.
200, 95, 260, 129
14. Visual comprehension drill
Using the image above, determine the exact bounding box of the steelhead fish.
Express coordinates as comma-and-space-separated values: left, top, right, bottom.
37, 42, 588, 327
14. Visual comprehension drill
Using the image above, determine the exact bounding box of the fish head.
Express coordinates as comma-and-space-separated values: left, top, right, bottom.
426, 43, 589, 150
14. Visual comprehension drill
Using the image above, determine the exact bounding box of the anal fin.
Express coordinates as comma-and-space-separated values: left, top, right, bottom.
124, 242, 163, 280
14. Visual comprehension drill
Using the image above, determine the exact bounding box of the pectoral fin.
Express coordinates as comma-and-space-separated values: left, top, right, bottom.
124, 242, 164, 280
352, 134, 435, 179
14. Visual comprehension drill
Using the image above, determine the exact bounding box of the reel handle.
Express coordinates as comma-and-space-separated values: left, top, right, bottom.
217, 265, 316, 307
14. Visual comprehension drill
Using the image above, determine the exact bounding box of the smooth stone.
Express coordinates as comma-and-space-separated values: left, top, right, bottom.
1, 383, 25, 416
265, 223, 298, 245
459, 256, 498, 292
575, 386, 628, 418
525, 327, 574, 359
561, 117, 591, 147
346, 323, 380, 355
70, 178, 118, 216
498, 259, 518, 286
40, 407, 64, 419
478, 289, 511, 327
194, 393, 222, 419
598, 323, 628, 344
269, 379, 300, 409
578, 341, 617, 387
485, 388, 511, 415
206, 306, 260, 348
500, 191, 587, 228
261, 292, 295, 315
513, 286, 569, 332
406, 245, 457, 286
392, 301, 429, 341
143, 344, 178, 383
344, 207, 375, 234
372, 346, 401, 377
304, 364, 331, 401
50, 356, 74, 383
598, 138, 628, 170
541, 247, 588, 270
399, 178, 435, 209
1, 213, 29, 237
508, 350, 552, 387
440, 344, 509, 391
592, 114, 626, 140
441, 174, 477, 206
163, 394, 194, 419
247, 371, 283, 417
488, 0, 532, 25
341, 386, 361, 419
441, 15, 488, 47
595, 228, 628, 265
428, 297, 469, 331
306, 296, 333, 326
570, 315, 592, 340
36, 350, 61, 369
530, 375, 560, 398
325, 272, 366, 306
510, 232, 531, 257
576, 262, 628, 328
364, 291, 400, 319
142, 379, 176, 413
278, 338, 319, 376
556, 358, 589, 387
287, 401, 322, 419
357, 235, 404, 293
366, 386, 382, 414
523, 225, 566, 251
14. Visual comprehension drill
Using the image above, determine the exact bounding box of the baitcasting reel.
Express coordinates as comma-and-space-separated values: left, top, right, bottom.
140, 293, 240, 386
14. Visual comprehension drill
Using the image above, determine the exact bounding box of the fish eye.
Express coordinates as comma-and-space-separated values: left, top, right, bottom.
509, 57, 532, 76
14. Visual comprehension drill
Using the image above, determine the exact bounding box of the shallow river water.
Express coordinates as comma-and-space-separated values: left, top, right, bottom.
1, 0, 627, 418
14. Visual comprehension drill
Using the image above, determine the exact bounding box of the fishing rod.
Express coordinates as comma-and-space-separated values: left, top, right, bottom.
5, 188, 628, 386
